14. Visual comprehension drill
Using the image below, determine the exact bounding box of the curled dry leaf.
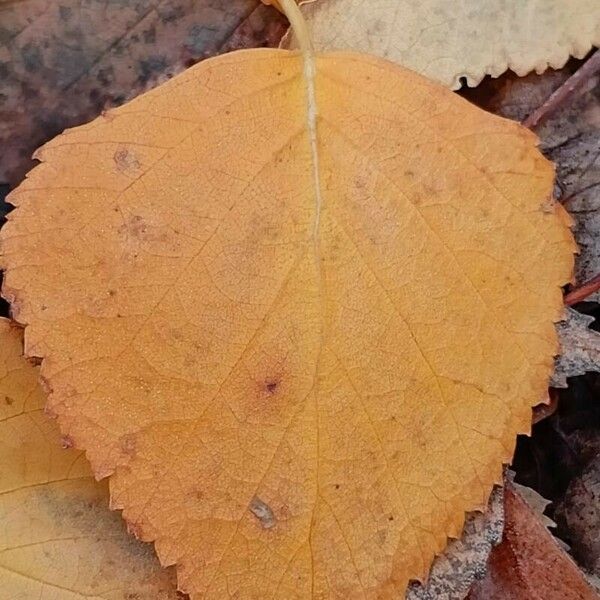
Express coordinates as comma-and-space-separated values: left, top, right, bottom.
0, 0, 287, 186
0, 5, 575, 597
467, 482, 598, 600
552, 308, 600, 388
283, 0, 600, 89
0, 318, 180, 599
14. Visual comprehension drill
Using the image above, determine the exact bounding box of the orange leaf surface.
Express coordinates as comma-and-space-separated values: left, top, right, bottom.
0, 318, 180, 599
0, 5, 575, 596
468, 482, 598, 599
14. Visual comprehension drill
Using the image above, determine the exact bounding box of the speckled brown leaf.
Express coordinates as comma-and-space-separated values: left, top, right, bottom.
0, 0, 287, 186
467, 482, 598, 600
0, 317, 181, 599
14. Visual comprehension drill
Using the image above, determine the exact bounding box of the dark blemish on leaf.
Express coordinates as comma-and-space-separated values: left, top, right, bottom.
404, 170, 414, 177
388, 515, 394, 521
119, 434, 137, 456
60, 435, 74, 449
21, 43, 44, 73
334, 484, 340, 490
127, 521, 144, 539
186, 24, 215, 55
138, 56, 168, 85
108, 289, 116, 297
114, 148, 141, 172
249, 496, 276, 529
0, 26, 11, 45
158, 5, 185, 23
265, 378, 279, 395
59, 6, 72, 21
97, 66, 115, 87
4, 396, 13, 405
143, 27, 156, 44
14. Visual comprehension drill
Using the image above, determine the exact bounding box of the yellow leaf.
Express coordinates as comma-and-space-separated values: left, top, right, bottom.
284, 0, 600, 88
0, 318, 179, 599
0, 2, 575, 596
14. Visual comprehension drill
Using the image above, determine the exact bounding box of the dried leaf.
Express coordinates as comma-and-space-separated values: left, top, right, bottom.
284, 0, 600, 89
553, 308, 600, 388
555, 454, 600, 578
0, 318, 180, 599
468, 482, 597, 599
510, 478, 571, 551
407, 486, 504, 600
0, 39, 574, 598
0, 0, 287, 186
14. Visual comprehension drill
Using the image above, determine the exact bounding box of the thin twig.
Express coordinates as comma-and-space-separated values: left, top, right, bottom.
564, 272, 600, 305
523, 50, 600, 129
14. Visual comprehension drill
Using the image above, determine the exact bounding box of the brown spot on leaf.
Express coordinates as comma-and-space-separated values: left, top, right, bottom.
120, 215, 147, 239
127, 521, 144, 540
4, 395, 13, 405
60, 435, 74, 449
265, 378, 279, 395
119, 433, 137, 456
249, 496, 276, 529
114, 148, 141, 172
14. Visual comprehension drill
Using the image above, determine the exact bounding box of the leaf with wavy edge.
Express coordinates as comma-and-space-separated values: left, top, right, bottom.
282, 0, 600, 89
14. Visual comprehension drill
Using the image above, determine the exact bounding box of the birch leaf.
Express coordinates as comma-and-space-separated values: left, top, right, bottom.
0, 318, 180, 600
284, 0, 600, 89
0, 5, 575, 596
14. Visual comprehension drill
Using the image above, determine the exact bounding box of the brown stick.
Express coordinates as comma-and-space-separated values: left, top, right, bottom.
564, 272, 600, 305
523, 50, 600, 129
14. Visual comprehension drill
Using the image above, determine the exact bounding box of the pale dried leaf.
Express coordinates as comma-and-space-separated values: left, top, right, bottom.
0, 318, 180, 600
511, 479, 561, 534
0, 46, 574, 598
552, 308, 600, 387
285, 0, 600, 89
406, 486, 504, 600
